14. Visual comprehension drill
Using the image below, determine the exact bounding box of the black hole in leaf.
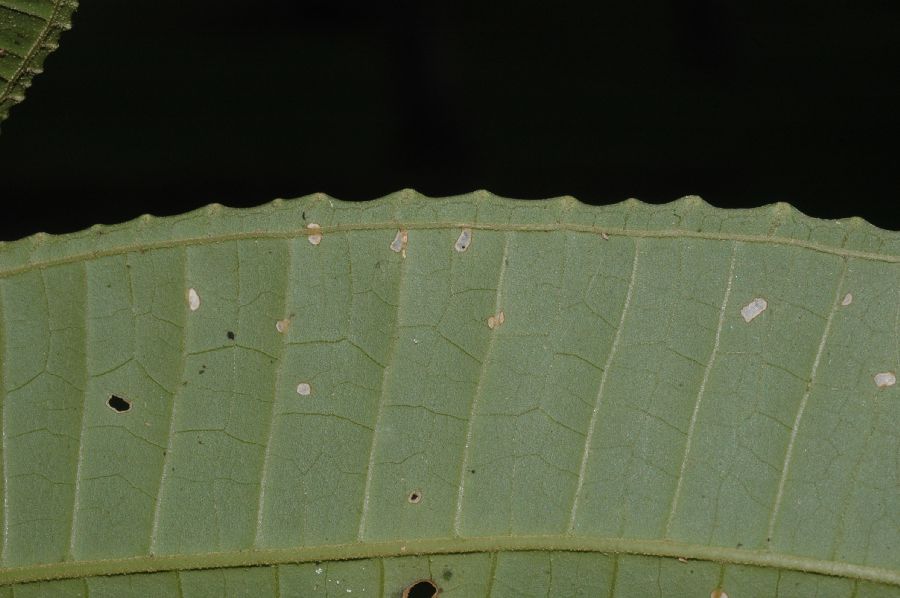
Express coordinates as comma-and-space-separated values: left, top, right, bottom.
107, 395, 131, 413
402, 579, 438, 598
408, 491, 422, 504
227, 331, 235, 340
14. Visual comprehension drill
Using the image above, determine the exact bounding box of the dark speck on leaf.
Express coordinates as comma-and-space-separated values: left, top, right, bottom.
227, 331, 235, 340
302, 211, 306, 220
442, 569, 452, 581
469, 469, 475, 474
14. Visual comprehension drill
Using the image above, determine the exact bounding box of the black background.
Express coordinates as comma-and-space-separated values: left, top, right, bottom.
1, 0, 899, 240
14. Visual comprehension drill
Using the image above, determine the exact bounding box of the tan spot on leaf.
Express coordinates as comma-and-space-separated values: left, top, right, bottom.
307, 223, 322, 245
187, 288, 200, 311
874, 372, 896, 388
454, 228, 472, 252
390, 229, 409, 257
740, 298, 767, 322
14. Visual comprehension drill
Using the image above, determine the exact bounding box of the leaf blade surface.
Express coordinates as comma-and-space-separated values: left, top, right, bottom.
0, 193, 897, 595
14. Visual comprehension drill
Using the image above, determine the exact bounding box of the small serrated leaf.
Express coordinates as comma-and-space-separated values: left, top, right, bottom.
0, 0, 78, 128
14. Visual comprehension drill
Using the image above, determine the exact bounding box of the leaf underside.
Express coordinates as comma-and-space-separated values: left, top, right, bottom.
0, 0, 76, 127
0, 192, 896, 597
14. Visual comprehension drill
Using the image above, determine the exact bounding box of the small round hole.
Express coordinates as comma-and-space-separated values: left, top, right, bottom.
107, 395, 131, 413
408, 491, 422, 504
402, 579, 439, 598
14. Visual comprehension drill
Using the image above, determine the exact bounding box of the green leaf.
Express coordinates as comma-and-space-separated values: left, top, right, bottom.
0, 0, 77, 127
0, 192, 897, 596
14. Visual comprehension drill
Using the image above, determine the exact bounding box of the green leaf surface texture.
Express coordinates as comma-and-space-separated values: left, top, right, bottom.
0, 0, 76, 126
0, 192, 897, 597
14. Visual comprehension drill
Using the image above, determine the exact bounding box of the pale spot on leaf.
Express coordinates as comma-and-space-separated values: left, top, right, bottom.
874, 372, 896, 388
187, 288, 200, 311
307, 223, 322, 245
740, 298, 767, 323
601, 232, 609, 240
296, 382, 312, 396
710, 590, 728, 598
276, 318, 291, 333
841, 293, 853, 306
390, 229, 409, 257
454, 228, 472, 252
487, 310, 505, 329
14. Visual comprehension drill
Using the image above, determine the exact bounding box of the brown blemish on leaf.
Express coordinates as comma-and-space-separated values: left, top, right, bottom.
710, 590, 728, 598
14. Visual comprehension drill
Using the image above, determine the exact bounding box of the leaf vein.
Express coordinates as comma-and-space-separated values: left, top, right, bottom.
356, 238, 410, 541
253, 239, 295, 546
147, 247, 189, 554
664, 242, 737, 536
766, 257, 849, 544
567, 238, 641, 532
453, 232, 511, 537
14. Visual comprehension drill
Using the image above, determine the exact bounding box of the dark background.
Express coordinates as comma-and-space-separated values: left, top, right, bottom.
1, 0, 899, 240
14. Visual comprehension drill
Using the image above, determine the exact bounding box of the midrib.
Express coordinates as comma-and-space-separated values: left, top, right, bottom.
1, 218, 898, 283
0, 535, 897, 587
